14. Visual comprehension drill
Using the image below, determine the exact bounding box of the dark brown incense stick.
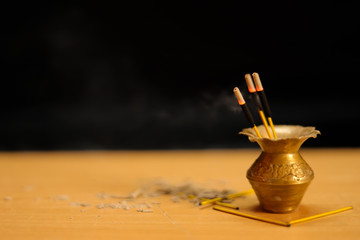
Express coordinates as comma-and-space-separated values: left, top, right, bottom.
233, 87, 261, 138
245, 74, 273, 138
251, 73, 277, 138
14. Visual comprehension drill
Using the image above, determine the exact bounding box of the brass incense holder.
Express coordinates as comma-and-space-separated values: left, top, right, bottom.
240, 125, 320, 213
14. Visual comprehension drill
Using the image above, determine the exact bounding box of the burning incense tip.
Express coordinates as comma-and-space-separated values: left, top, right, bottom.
252, 72, 263, 91
233, 87, 245, 105
245, 74, 256, 93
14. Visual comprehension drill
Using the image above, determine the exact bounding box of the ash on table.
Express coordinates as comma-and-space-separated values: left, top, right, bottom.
53, 180, 237, 213
142, 180, 236, 204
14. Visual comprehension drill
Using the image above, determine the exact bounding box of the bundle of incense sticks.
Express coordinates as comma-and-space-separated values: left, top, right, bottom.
233, 72, 277, 138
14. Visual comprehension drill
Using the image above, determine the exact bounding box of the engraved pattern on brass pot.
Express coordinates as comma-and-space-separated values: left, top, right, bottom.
248, 161, 313, 183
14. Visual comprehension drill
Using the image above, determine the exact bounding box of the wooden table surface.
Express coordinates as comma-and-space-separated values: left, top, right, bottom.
0, 149, 359, 240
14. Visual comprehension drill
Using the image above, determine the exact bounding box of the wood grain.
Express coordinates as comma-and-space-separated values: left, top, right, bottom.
0, 149, 359, 240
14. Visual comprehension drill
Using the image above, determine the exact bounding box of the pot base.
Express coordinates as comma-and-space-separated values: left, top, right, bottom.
249, 180, 311, 213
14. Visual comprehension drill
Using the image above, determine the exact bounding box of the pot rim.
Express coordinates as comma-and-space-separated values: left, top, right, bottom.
239, 125, 320, 142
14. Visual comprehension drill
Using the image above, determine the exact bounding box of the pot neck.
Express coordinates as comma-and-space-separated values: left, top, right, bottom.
255, 138, 308, 153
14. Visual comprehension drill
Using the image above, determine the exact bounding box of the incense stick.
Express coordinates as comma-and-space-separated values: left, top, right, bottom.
226, 189, 254, 199
199, 189, 254, 206
233, 87, 261, 138
215, 201, 239, 210
245, 74, 273, 138
214, 205, 353, 227
213, 206, 290, 227
199, 196, 223, 206
288, 206, 353, 225
252, 73, 277, 138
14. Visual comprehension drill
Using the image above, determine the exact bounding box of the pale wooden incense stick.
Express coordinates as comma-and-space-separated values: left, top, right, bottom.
200, 196, 224, 206
213, 206, 290, 227
288, 206, 353, 225
245, 73, 273, 138
199, 200, 239, 209
214, 201, 239, 210
199, 189, 254, 206
225, 189, 255, 199
233, 87, 262, 138
214, 205, 353, 227
252, 72, 277, 138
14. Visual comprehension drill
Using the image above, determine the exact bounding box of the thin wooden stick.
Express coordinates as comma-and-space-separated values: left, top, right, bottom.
213, 206, 290, 227
199, 197, 223, 206
199, 189, 254, 206
214, 201, 239, 210
289, 206, 353, 225
226, 189, 255, 199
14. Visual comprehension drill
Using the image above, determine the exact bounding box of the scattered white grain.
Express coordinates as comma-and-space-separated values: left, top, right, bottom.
96, 203, 105, 209
55, 195, 70, 201
137, 209, 154, 213
70, 202, 92, 207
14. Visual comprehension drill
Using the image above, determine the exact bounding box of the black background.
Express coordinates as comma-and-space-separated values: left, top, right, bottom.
2, 2, 360, 150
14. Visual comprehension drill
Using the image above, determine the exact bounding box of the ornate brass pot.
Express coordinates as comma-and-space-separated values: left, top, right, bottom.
240, 125, 320, 213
